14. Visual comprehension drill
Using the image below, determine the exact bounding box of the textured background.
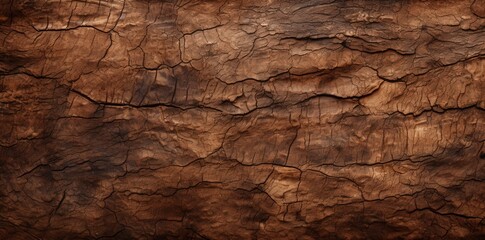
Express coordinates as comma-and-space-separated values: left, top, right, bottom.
1, 0, 485, 239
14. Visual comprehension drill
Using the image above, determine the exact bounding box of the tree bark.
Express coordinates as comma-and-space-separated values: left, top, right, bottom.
1, 0, 485, 239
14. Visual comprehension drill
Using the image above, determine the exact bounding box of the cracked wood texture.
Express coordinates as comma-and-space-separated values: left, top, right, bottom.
1, 0, 485, 239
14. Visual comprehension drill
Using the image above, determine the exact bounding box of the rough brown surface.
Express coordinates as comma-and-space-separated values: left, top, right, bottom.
1, 0, 485, 239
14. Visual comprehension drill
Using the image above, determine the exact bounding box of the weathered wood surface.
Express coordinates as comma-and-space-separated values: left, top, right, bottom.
1, 0, 484, 239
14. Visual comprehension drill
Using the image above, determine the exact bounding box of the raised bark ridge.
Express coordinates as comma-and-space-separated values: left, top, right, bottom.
1, 0, 485, 239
